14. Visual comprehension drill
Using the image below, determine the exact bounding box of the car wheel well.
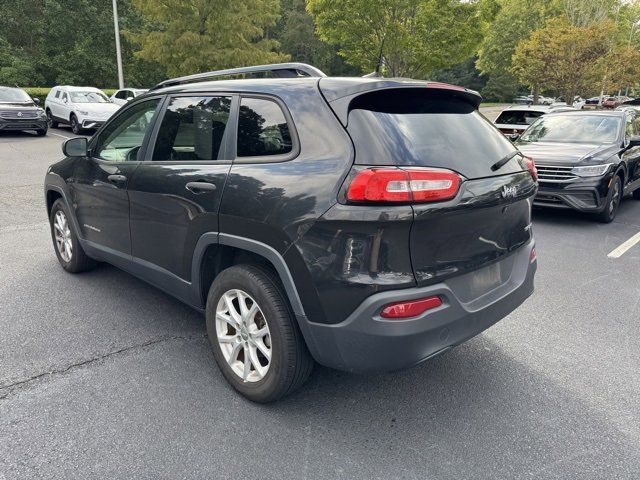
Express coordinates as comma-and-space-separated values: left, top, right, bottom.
616, 167, 626, 184
46, 190, 63, 215
199, 244, 280, 305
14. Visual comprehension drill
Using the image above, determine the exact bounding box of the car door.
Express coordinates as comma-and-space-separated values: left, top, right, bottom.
49, 89, 64, 119
69, 98, 162, 254
127, 94, 234, 281
623, 112, 640, 187
59, 91, 72, 121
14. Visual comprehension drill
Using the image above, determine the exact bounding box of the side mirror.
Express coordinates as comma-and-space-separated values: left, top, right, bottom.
62, 137, 88, 157
628, 135, 640, 148
33, 97, 40, 104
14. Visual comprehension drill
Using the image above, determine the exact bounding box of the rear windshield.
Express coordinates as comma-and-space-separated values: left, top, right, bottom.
347, 89, 519, 179
495, 110, 545, 125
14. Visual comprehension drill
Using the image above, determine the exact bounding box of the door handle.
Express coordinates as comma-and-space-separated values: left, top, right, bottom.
185, 181, 217, 194
107, 174, 127, 184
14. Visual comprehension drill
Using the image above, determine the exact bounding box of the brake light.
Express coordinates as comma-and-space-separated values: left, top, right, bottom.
380, 296, 443, 319
530, 246, 537, 263
523, 156, 537, 181
346, 168, 461, 203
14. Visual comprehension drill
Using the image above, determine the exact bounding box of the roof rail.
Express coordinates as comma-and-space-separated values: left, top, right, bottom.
151, 62, 327, 91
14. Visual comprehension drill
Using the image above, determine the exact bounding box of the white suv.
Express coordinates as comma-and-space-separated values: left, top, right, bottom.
45, 86, 120, 134
110, 88, 148, 106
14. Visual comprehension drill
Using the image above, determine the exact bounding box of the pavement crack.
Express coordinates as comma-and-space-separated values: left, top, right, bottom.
0, 333, 207, 400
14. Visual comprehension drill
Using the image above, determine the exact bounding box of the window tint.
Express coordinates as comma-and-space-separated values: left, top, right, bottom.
93, 99, 160, 162
115, 90, 127, 99
62, 92, 68, 101
346, 89, 518, 179
152, 96, 231, 161
495, 110, 545, 125
520, 115, 621, 144
55, 90, 60, 99
237, 98, 292, 157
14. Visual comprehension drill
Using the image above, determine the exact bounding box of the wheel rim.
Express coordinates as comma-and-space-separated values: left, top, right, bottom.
46, 111, 53, 126
215, 289, 272, 383
609, 180, 621, 216
53, 210, 73, 262
71, 118, 77, 132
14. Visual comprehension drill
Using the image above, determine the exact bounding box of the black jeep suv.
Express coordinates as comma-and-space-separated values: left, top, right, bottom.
44, 63, 538, 402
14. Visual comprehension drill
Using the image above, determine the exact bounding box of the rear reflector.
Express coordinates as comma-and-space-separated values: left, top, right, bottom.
380, 296, 443, 319
346, 167, 461, 203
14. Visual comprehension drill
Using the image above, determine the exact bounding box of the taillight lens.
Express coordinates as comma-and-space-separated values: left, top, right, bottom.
523, 156, 537, 181
530, 246, 537, 263
380, 296, 443, 319
346, 167, 461, 203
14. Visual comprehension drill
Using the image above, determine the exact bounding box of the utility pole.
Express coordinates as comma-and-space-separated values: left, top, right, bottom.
112, 0, 124, 89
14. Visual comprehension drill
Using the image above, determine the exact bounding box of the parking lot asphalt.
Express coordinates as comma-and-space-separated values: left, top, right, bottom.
1, 125, 639, 479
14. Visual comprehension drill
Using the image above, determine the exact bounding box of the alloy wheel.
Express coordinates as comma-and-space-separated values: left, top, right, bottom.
53, 210, 73, 262
215, 289, 272, 383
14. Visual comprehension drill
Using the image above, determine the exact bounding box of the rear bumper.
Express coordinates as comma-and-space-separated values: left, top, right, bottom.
298, 240, 536, 373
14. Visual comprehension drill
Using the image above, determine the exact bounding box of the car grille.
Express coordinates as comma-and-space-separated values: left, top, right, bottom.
0, 110, 39, 119
536, 165, 577, 182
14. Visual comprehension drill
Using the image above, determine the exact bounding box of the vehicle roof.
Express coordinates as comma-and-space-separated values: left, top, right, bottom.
52, 86, 105, 92
544, 109, 627, 117
149, 76, 480, 103
501, 105, 551, 113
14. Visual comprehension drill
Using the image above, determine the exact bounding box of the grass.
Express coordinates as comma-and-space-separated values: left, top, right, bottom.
479, 102, 508, 107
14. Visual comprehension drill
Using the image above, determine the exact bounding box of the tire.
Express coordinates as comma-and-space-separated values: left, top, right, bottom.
49, 198, 97, 273
633, 188, 640, 200
46, 109, 58, 128
205, 264, 314, 403
596, 174, 623, 223
36, 127, 47, 136
70, 114, 82, 135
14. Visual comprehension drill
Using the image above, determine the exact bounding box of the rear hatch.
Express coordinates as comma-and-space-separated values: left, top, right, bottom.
335, 86, 537, 288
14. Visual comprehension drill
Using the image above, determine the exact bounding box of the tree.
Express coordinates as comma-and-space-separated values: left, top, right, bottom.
307, 0, 483, 78
599, 45, 640, 93
512, 17, 612, 105
128, 0, 288, 77
476, 0, 561, 101
274, 0, 360, 76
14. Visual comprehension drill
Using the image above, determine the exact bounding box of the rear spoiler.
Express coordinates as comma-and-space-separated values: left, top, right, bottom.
319, 78, 482, 126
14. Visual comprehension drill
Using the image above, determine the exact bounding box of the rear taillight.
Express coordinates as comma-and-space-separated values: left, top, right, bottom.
530, 246, 537, 263
346, 167, 461, 203
523, 156, 537, 181
380, 296, 443, 319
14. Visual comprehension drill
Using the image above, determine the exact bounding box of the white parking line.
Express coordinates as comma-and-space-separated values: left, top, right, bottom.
608, 231, 640, 258
48, 131, 70, 140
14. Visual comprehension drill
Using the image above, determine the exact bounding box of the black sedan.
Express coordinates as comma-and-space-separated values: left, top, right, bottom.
0, 86, 48, 135
516, 110, 640, 222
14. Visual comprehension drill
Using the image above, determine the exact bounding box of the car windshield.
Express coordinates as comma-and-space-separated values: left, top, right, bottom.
69, 91, 109, 103
520, 115, 621, 144
0, 87, 32, 103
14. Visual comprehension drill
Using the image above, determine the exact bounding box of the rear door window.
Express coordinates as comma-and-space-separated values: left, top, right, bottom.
495, 110, 545, 125
237, 97, 292, 157
346, 89, 519, 179
151, 96, 231, 161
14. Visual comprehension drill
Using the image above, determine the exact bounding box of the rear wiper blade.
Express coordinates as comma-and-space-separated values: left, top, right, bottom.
491, 151, 520, 172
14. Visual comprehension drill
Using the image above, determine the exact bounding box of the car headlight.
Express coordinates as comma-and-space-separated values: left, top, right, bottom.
37, 109, 47, 118
78, 110, 89, 116
571, 163, 613, 177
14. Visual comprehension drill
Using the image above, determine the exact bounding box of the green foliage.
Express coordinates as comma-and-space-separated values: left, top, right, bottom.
430, 57, 487, 93
512, 17, 613, 103
128, 0, 288, 77
307, 0, 483, 78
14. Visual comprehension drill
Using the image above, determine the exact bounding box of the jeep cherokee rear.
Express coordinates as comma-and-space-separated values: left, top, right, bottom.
44, 63, 537, 402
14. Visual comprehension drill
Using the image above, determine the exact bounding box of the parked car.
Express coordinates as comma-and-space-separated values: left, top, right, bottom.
45, 86, 120, 134
110, 88, 149, 106
0, 86, 48, 135
44, 63, 538, 402
493, 105, 574, 140
602, 97, 618, 109
513, 95, 532, 105
516, 110, 640, 222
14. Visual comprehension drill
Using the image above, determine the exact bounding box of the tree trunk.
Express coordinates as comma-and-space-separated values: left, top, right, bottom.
533, 85, 539, 105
